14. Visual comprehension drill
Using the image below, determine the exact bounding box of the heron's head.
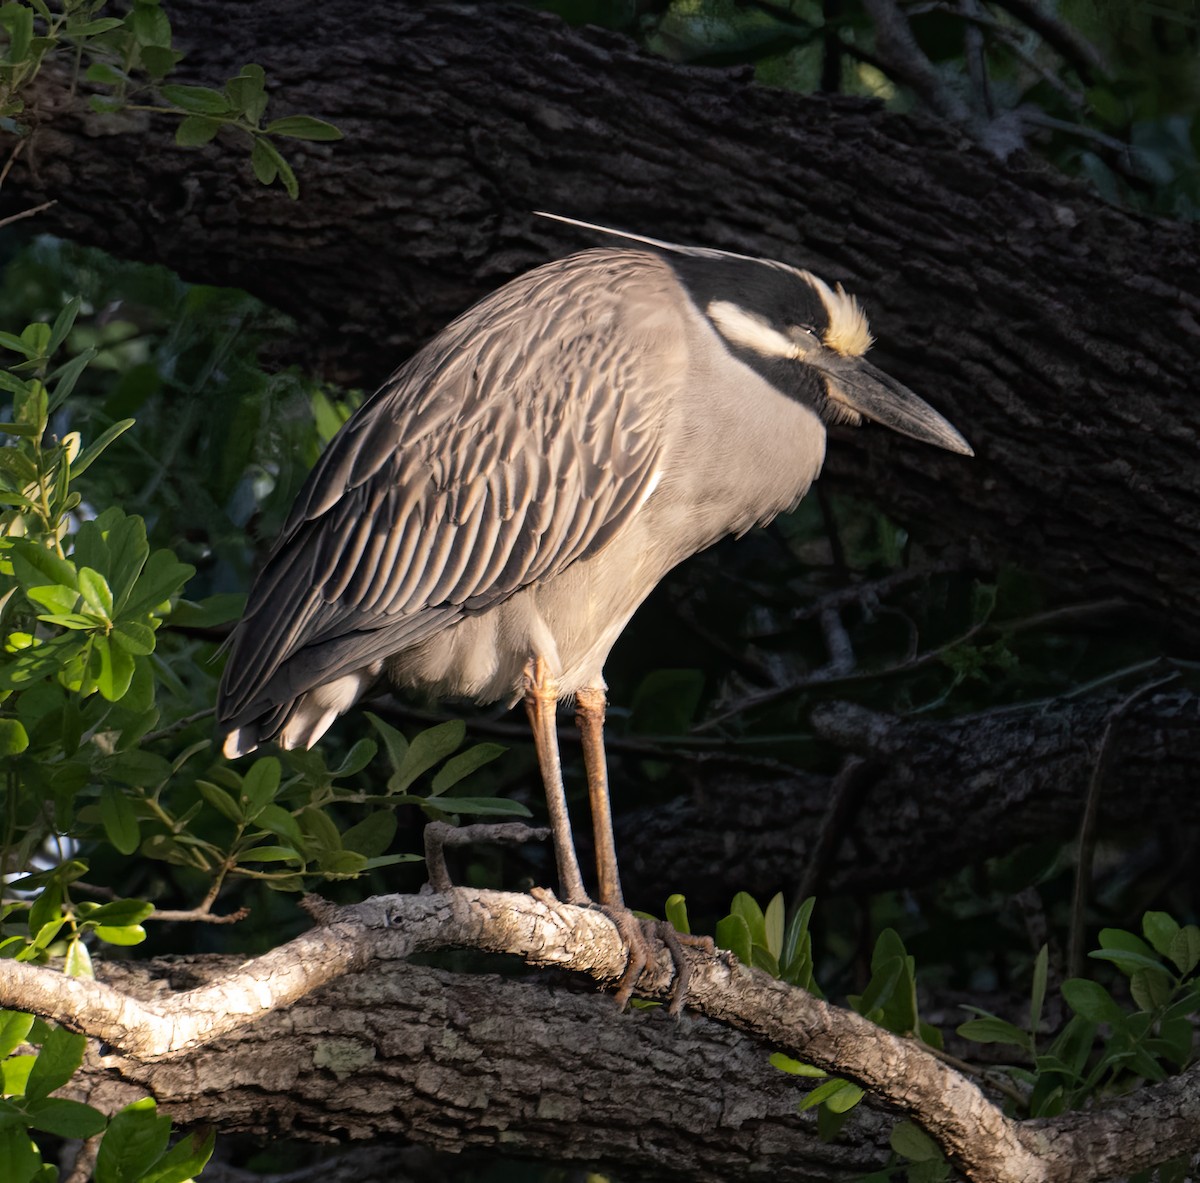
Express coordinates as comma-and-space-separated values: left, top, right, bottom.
676, 251, 973, 457
535, 214, 973, 458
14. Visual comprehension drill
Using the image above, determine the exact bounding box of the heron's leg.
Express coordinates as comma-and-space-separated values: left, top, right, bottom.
524, 656, 588, 906
575, 685, 624, 909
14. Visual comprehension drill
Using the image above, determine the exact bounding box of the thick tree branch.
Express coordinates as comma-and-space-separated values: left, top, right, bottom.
3, 889, 1197, 1181
6, 2, 1200, 643
618, 685, 1200, 907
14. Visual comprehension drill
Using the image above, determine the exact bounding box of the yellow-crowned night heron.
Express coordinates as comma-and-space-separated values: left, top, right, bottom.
218, 216, 971, 924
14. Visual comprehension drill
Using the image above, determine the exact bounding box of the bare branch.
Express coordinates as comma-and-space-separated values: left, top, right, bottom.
4, 889, 1197, 1181
862, 0, 972, 122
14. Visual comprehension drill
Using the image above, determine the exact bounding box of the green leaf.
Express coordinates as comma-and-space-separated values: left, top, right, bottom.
729, 891, 767, 950
71, 418, 136, 478
85, 60, 127, 85
0, 1012, 34, 1059
0, 719, 29, 757
237, 845, 302, 863
1089, 948, 1167, 976
252, 136, 298, 198
265, 115, 343, 141
768, 1052, 825, 1077
86, 899, 155, 928
166, 593, 245, 629
95, 1097, 171, 1183
425, 795, 530, 818
111, 620, 156, 656
225, 66, 267, 123
255, 803, 305, 847
1061, 979, 1125, 1025
24, 1025, 86, 1103
782, 897, 815, 972
1, 3, 33, 62
331, 737, 377, 778
0, 1125, 39, 1183
128, 4, 171, 48
890, 1120, 941, 1162
429, 742, 505, 794
78, 567, 114, 619
10, 542, 78, 591
318, 849, 368, 876
1129, 967, 1173, 1012
366, 712, 408, 771
664, 893, 690, 936
391, 719, 465, 792
140, 44, 179, 79
715, 913, 752, 965
799, 1076, 864, 1113
121, 549, 193, 617
99, 786, 140, 855
851, 956, 903, 1021
196, 780, 244, 824
1143, 911, 1180, 957
175, 114, 222, 147
1167, 925, 1200, 975
1029, 944, 1049, 1036
340, 811, 397, 858
240, 756, 280, 820
19, 323, 50, 360
93, 924, 146, 946
45, 297, 81, 356
24, 584, 79, 615
956, 1015, 1031, 1047
1, 1055, 35, 1097
95, 635, 137, 701
764, 892, 785, 961
24, 1097, 107, 1139
139, 1127, 215, 1183
69, 17, 125, 36
64, 938, 94, 979
27, 880, 62, 944
0, 330, 34, 356
250, 136, 278, 185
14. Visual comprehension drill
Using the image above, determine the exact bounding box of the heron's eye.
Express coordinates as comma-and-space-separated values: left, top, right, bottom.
788, 325, 822, 352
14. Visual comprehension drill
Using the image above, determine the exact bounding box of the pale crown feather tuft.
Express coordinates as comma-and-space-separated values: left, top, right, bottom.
801, 272, 874, 357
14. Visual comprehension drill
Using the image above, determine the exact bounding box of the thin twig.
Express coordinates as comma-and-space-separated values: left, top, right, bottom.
984, 0, 1107, 81
862, 0, 972, 122
150, 906, 251, 925
141, 708, 215, 745
0, 199, 56, 230
0, 135, 28, 189
795, 755, 873, 905
1066, 672, 1180, 979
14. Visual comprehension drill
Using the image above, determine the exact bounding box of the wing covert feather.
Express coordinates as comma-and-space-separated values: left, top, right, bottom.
220, 249, 685, 720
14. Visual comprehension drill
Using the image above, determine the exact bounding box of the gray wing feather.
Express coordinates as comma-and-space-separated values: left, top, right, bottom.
218, 249, 683, 726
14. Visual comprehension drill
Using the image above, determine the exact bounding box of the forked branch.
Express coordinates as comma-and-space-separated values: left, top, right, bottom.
0, 888, 1197, 1182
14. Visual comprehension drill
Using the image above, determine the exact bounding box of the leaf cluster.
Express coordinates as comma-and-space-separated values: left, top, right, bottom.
0, 1015, 213, 1183
0, 0, 340, 199
961, 913, 1200, 1119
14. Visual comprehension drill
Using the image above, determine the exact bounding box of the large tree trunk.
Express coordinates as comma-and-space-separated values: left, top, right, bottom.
8, 1, 1200, 641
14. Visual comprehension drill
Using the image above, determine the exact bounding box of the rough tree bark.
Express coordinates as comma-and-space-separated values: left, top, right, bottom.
3, 3, 1198, 1179
6, 0, 1200, 642
5, 890, 1196, 1182
620, 685, 1200, 907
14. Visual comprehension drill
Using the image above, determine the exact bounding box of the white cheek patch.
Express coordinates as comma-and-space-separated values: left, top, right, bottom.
707, 300, 802, 359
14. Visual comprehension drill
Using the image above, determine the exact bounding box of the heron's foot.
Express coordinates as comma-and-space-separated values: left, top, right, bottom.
600, 905, 653, 1010
423, 821, 552, 894
594, 908, 711, 1014
648, 920, 714, 1016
